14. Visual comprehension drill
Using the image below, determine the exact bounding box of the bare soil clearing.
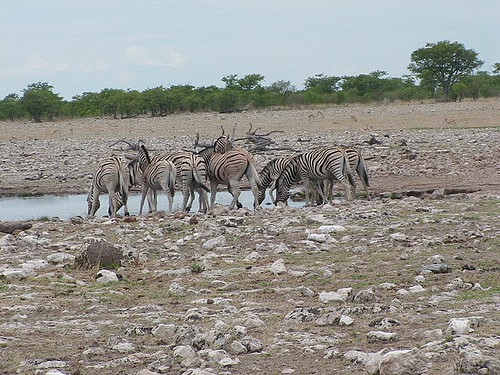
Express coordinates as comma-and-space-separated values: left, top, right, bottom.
0, 100, 499, 375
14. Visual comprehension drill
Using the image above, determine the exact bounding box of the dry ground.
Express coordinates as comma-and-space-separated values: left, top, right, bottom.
0, 99, 499, 375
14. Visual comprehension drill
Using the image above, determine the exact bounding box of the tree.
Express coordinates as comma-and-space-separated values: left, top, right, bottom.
21, 82, 63, 122
304, 74, 341, 94
492, 63, 500, 75
270, 80, 296, 105
0, 93, 24, 120
221, 74, 240, 89
238, 73, 265, 91
408, 41, 483, 100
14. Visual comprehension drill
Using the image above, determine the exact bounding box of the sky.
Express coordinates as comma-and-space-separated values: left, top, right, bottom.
1, 1, 499, 100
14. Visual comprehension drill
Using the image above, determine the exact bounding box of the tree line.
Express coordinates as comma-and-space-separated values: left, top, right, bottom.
1, 41, 499, 122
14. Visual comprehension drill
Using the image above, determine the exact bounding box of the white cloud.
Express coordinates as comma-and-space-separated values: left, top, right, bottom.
0, 53, 108, 78
125, 46, 187, 68
24, 53, 72, 72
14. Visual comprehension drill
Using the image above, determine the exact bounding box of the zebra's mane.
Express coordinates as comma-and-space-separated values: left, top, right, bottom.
141, 145, 152, 165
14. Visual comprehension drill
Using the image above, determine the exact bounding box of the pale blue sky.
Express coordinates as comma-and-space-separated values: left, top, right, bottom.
1, 1, 499, 99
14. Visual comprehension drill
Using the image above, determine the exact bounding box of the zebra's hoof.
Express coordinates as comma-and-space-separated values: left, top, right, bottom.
124, 211, 130, 216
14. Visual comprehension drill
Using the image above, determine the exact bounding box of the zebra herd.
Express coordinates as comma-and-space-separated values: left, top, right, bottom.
87, 136, 370, 217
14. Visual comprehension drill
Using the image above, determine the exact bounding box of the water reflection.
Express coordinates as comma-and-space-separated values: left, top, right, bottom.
0, 191, 303, 221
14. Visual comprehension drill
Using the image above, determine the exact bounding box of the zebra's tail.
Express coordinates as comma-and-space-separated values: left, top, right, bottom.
87, 182, 97, 215
245, 158, 263, 190
192, 163, 210, 192
117, 164, 129, 210
168, 164, 177, 198
343, 155, 355, 187
356, 156, 370, 188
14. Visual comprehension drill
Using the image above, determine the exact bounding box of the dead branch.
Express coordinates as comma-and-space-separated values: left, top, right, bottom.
193, 132, 213, 149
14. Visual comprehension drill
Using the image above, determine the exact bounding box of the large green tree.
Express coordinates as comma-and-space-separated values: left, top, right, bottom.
21, 82, 63, 122
408, 41, 483, 100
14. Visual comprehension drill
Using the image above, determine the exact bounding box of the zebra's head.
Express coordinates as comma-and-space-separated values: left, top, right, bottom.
126, 158, 141, 187
214, 135, 233, 153
274, 177, 289, 205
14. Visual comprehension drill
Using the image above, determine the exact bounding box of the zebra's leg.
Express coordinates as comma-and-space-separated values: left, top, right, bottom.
313, 179, 329, 205
186, 186, 196, 212
209, 180, 218, 208
181, 187, 190, 212
108, 193, 116, 217
165, 188, 174, 213
304, 179, 313, 206
139, 186, 149, 215
250, 180, 261, 210
227, 184, 241, 210
152, 190, 159, 212
198, 189, 209, 212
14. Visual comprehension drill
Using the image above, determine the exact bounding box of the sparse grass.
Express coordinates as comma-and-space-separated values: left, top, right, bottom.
190, 262, 205, 274
456, 286, 500, 301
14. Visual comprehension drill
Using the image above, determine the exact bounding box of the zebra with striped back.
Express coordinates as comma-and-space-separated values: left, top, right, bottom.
257, 156, 292, 205
88, 156, 138, 217
274, 147, 354, 205
138, 145, 177, 215
157, 150, 210, 212
197, 144, 262, 210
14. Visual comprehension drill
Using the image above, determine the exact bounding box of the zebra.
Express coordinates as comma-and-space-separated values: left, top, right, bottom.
213, 134, 234, 153
156, 151, 210, 212
186, 152, 210, 212
257, 156, 292, 205
87, 156, 138, 217
87, 187, 125, 216
197, 145, 262, 210
319, 146, 370, 201
343, 146, 370, 200
274, 147, 354, 205
138, 145, 177, 215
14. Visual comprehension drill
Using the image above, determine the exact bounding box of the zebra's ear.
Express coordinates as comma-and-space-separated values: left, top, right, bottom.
125, 154, 137, 160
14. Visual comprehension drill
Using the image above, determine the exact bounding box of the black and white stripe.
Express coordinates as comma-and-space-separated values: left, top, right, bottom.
198, 146, 262, 210
342, 146, 370, 200
138, 145, 177, 214
88, 156, 136, 217
257, 157, 291, 204
274, 147, 353, 205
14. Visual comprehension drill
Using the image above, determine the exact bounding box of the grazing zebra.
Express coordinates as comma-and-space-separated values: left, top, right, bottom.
88, 156, 138, 217
274, 147, 354, 205
257, 156, 292, 205
87, 184, 121, 216
197, 145, 262, 210
138, 145, 177, 215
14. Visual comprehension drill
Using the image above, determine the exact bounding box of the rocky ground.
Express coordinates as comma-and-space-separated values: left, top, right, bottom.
0, 100, 499, 374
